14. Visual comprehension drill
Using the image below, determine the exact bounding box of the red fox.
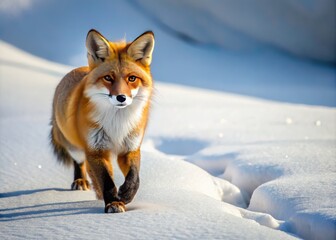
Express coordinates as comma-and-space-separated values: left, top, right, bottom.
50, 29, 155, 213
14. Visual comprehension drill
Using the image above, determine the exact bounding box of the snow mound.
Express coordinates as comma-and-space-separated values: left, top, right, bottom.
0, 41, 299, 239
0, 40, 71, 75
249, 174, 336, 240
133, 0, 336, 63
1, 40, 335, 239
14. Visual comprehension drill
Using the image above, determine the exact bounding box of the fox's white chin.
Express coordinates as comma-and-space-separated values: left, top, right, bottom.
114, 104, 128, 109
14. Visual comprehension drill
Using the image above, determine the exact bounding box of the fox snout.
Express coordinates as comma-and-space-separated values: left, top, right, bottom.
109, 94, 133, 108
116, 95, 127, 103
104, 78, 139, 109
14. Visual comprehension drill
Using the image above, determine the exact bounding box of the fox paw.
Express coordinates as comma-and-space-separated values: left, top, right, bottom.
71, 179, 90, 191
105, 201, 126, 213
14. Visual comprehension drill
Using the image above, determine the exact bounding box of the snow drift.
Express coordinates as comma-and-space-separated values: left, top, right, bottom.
132, 0, 336, 63
1, 1, 335, 107
0, 41, 335, 240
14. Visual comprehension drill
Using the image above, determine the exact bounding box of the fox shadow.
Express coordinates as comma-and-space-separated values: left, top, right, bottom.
0, 188, 103, 221
0, 188, 146, 221
0, 188, 69, 198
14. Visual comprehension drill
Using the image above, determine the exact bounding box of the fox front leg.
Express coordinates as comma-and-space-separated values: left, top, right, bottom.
71, 161, 90, 190
117, 150, 140, 205
86, 150, 125, 213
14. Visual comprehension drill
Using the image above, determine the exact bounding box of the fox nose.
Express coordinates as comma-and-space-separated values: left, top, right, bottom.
116, 95, 127, 103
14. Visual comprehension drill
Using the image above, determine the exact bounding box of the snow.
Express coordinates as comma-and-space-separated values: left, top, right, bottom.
250, 173, 336, 240
0, 40, 335, 240
1, 1, 335, 107
133, 0, 336, 63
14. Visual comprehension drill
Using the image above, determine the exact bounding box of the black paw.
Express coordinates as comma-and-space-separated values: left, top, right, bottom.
105, 201, 126, 213
71, 179, 90, 191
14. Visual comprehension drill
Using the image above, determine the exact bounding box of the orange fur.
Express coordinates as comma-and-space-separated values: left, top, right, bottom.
50, 29, 154, 213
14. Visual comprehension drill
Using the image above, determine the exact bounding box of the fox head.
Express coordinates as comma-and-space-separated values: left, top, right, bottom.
84, 29, 154, 109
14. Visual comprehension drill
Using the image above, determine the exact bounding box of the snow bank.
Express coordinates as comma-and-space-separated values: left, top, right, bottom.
1, 2, 335, 107
249, 174, 336, 240
0, 42, 300, 239
132, 0, 336, 63
1, 35, 335, 239
144, 76, 336, 239
0, 40, 71, 75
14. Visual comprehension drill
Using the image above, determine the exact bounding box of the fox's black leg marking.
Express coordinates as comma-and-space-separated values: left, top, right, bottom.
71, 161, 90, 190
85, 151, 125, 213
101, 169, 125, 213
118, 165, 140, 204
102, 169, 118, 203
74, 161, 83, 180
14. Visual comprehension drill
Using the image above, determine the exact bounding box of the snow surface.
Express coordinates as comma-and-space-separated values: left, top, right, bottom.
133, 0, 336, 63
0, 41, 335, 239
1, 0, 335, 107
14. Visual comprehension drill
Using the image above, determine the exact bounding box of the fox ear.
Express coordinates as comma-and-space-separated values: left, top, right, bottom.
127, 31, 155, 66
86, 29, 111, 67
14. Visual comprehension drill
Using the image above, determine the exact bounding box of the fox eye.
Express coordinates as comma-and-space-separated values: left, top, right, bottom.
128, 76, 137, 82
103, 75, 113, 82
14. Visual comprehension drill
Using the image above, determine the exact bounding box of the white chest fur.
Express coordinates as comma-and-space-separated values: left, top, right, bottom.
87, 88, 149, 154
